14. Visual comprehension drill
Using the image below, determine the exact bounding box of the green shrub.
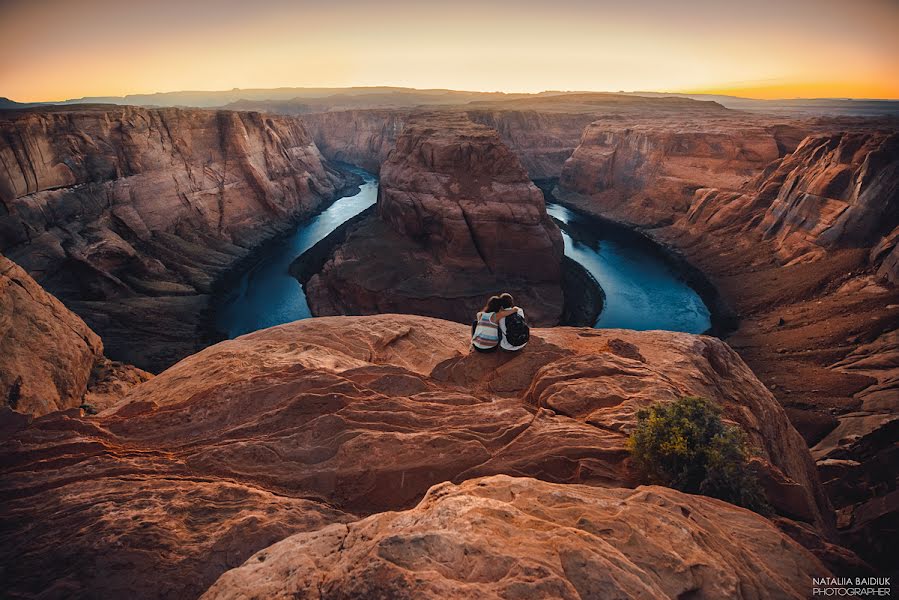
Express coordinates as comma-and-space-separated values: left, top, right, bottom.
627, 396, 769, 513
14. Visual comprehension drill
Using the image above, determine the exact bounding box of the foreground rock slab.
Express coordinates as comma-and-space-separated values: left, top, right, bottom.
203, 475, 828, 600
1, 315, 848, 597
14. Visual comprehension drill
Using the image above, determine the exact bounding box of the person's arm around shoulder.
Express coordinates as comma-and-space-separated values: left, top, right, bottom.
491, 307, 519, 322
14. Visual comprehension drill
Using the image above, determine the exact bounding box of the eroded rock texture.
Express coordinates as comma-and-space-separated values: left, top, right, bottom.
757, 133, 899, 265
203, 476, 827, 600
0, 105, 351, 371
1, 315, 849, 598
557, 117, 803, 227
556, 122, 899, 569
306, 115, 566, 325
0, 254, 149, 416
302, 109, 410, 173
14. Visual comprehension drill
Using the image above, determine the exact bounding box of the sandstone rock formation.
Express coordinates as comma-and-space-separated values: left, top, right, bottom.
302, 109, 410, 173
0, 254, 149, 416
1, 315, 850, 598
557, 117, 805, 227
305, 116, 566, 325
556, 122, 899, 570
304, 108, 596, 179
758, 133, 899, 265
203, 475, 828, 600
462, 109, 598, 179
0, 105, 352, 371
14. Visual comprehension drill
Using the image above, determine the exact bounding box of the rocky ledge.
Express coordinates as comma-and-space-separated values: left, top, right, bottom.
304, 115, 566, 325
555, 123, 899, 570
204, 475, 826, 600
1, 254, 149, 416
1, 314, 861, 598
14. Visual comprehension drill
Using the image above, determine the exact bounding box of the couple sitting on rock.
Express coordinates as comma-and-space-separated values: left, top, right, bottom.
471, 293, 530, 353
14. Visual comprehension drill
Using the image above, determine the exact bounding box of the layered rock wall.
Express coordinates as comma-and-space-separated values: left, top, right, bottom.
557, 118, 802, 227
0, 106, 350, 370
301, 109, 410, 173
556, 122, 899, 569
305, 115, 566, 325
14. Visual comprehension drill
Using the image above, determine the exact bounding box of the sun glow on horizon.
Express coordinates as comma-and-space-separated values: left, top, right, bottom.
1, 0, 897, 102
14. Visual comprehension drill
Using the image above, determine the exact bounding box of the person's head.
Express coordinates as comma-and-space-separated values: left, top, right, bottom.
499, 293, 514, 309
483, 295, 503, 313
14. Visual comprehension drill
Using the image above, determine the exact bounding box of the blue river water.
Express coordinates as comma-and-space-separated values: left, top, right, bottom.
216, 166, 378, 338
546, 202, 711, 333
216, 169, 710, 338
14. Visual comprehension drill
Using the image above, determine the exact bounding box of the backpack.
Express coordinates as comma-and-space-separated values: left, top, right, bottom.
503, 312, 530, 347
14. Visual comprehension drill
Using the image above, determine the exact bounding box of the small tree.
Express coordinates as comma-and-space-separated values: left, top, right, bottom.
627, 396, 769, 513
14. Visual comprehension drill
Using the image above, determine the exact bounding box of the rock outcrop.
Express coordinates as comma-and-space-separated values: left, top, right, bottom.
0, 105, 352, 371
305, 116, 566, 325
301, 109, 410, 173
1, 315, 851, 598
757, 133, 899, 265
556, 123, 899, 570
203, 475, 828, 600
557, 117, 804, 227
0, 254, 149, 416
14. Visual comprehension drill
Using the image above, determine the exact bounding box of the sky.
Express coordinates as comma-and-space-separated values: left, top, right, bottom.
1, 0, 897, 102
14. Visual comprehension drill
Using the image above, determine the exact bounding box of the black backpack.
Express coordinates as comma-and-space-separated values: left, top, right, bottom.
503, 312, 530, 347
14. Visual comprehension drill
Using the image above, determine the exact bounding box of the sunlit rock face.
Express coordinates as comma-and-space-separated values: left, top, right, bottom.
556, 118, 795, 227
305, 115, 566, 325
757, 133, 899, 265
0, 253, 149, 416
0, 105, 351, 370
1, 314, 851, 598
202, 476, 829, 600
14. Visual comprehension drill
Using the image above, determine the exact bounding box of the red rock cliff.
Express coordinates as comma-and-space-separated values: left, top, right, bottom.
0, 105, 351, 370
1, 254, 149, 416
306, 115, 566, 325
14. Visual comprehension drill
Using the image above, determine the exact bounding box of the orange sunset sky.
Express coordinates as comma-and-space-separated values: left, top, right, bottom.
1, 0, 897, 102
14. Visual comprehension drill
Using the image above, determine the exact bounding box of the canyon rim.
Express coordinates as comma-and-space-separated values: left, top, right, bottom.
2, 1, 899, 598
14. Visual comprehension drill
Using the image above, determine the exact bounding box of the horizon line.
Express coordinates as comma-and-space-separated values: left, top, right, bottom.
5, 85, 899, 105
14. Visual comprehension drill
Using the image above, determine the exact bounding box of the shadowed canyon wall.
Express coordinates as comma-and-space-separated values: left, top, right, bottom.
1, 254, 149, 416
0, 106, 352, 371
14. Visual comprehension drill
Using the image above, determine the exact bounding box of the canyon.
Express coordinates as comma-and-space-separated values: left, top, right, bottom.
304, 114, 566, 325
1, 91, 897, 595
0, 105, 354, 372
553, 119, 899, 572
297, 98, 898, 571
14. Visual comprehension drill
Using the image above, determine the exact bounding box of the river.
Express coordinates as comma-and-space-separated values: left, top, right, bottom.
547, 202, 711, 333
215, 166, 378, 338
216, 170, 711, 338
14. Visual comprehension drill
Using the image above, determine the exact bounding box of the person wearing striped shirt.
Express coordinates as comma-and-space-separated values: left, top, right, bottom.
471, 295, 521, 353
